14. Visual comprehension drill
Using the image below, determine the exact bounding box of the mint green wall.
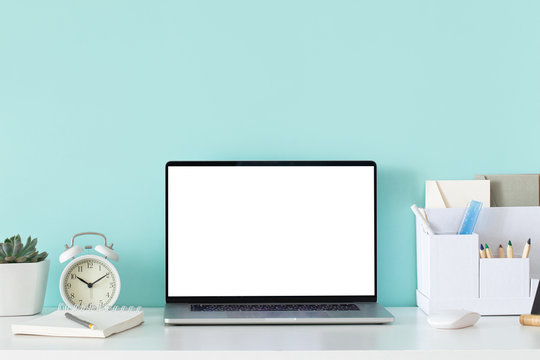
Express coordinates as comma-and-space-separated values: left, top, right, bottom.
1, 1, 539, 307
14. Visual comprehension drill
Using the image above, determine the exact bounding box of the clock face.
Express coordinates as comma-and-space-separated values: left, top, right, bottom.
60, 255, 120, 309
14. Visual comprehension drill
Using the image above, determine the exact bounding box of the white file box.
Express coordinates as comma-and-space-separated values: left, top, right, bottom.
416, 211, 539, 315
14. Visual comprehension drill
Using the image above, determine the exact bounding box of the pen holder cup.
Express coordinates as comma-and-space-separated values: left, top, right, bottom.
480, 258, 530, 298
417, 231, 479, 301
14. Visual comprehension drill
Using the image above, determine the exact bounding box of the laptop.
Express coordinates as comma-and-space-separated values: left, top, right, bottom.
164, 161, 394, 324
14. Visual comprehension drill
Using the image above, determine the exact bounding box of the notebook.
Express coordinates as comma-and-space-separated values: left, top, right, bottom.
475, 174, 540, 207
12, 307, 144, 338
425, 180, 490, 208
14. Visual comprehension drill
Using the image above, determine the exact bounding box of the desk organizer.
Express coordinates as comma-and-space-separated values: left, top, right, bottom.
416, 207, 540, 315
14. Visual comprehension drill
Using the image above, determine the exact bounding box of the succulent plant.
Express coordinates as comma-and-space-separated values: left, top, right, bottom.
0, 235, 48, 264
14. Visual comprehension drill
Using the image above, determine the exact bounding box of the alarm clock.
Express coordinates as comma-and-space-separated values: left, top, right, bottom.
59, 232, 120, 309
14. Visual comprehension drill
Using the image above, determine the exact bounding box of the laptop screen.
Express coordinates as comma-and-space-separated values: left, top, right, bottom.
166, 161, 376, 302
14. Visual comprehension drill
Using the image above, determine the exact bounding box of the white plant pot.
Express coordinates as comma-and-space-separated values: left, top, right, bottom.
0, 259, 50, 316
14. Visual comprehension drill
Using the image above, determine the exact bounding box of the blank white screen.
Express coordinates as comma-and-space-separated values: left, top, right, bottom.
168, 165, 375, 297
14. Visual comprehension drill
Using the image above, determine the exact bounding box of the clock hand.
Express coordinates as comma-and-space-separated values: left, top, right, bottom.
76, 276, 92, 288
90, 273, 110, 286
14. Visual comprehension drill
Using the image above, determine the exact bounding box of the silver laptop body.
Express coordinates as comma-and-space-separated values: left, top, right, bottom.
164, 161, 394, 325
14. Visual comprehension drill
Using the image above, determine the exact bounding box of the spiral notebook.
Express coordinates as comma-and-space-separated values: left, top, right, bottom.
12, 305, 144, 338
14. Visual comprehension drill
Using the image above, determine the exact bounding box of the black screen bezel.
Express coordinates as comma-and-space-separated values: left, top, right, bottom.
165, 160, 377, 304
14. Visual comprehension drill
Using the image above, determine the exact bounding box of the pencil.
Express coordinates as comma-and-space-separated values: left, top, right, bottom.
485, 244, 493, 258
498, 244, 505, 258
522, 238, 531, 258
479, 244, 486, 259
507, 240, 514, 258
65, 312, 94, 330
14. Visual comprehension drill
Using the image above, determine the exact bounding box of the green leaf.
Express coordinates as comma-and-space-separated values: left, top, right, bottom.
36, 252, 48, 261
2, 243, 12, 256
21, 239, 37, 255
12, 242, 22, 257
21, 236, 31, 252
15, 256, 28, 263
27, 238, 37, 251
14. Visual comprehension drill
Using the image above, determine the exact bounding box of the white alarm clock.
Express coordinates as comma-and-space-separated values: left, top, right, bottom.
59, 232, 120, 309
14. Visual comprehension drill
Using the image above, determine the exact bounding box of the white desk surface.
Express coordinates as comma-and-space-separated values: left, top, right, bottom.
2, 307, 540, 359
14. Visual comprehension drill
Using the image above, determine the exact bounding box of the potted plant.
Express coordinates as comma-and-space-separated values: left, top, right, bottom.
0, 235, 49, 316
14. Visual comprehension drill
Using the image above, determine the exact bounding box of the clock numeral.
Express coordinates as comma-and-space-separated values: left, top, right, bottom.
70, 293, 75, 299
106, 292, 110, 298
70, 274, 76, 280
66, 283, 72, 289
99, 300, 104, 306
77, 265, 83, 272
109, 283, 114, 288
87, 262, 93, 269
79, 300, 83, 305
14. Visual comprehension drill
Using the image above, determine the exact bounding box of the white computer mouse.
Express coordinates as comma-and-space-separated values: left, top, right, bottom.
427, 309, 481, 329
